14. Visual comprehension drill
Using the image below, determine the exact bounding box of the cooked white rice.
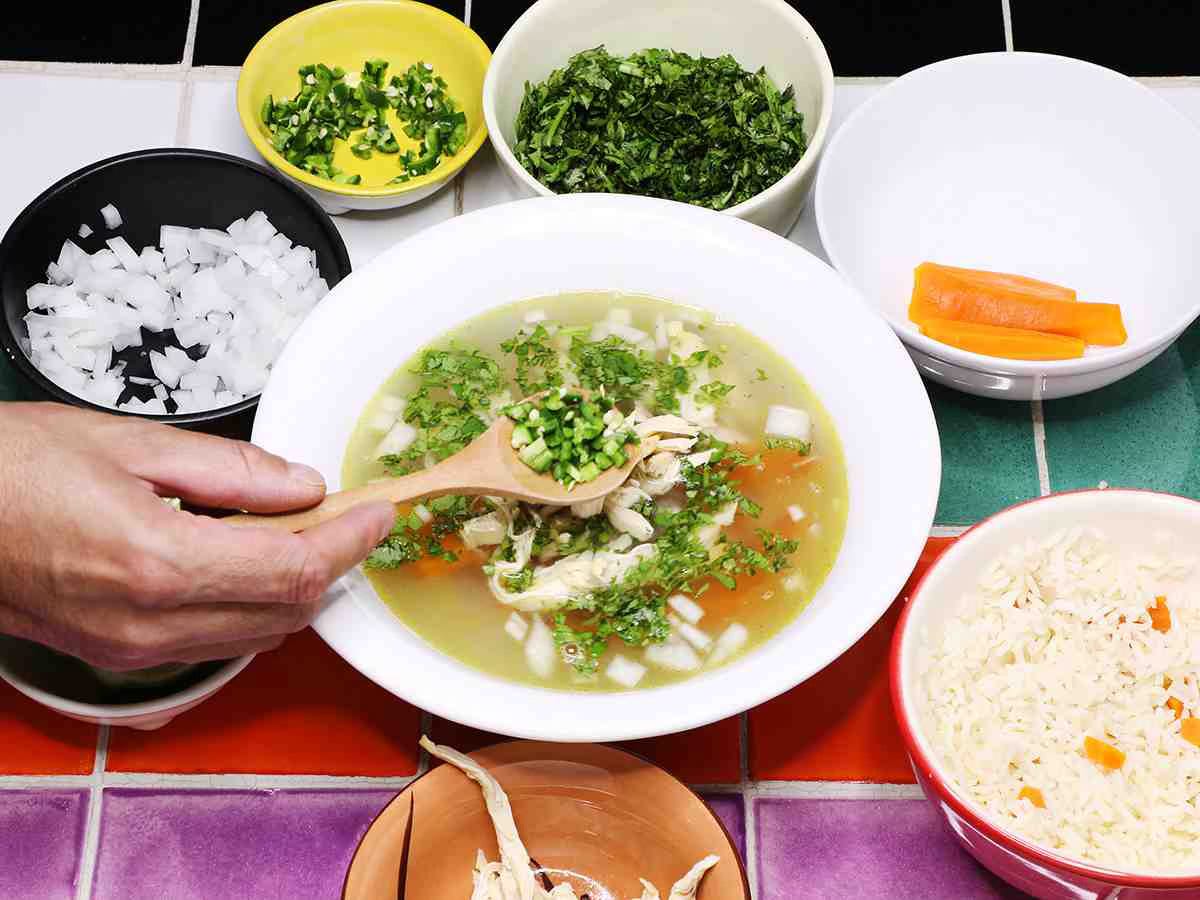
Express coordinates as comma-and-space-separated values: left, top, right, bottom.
920, 527, 1200, 872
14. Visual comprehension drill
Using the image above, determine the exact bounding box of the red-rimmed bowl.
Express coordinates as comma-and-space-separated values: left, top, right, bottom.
891, 489, 1200, 899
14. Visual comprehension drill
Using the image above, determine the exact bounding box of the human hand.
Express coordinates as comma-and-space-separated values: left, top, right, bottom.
0, 402, 396, 669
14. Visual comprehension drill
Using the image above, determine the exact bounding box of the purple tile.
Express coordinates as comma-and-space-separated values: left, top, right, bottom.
0, 789, 88, 900
92, 788, 395, 900
703, 793, 746, 862
755, 799, 1030, 900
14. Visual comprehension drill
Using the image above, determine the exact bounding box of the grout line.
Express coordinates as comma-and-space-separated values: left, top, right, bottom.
175, 79, 196, 146
0, 775, 94, 788
926, 525, 964, 540
743, 787, 760, 898
74, 728, 107, 900
1031, 399, 1051, 496
752, 780, 924, 799
0, 61, 187, 79
189, 65, 241, 81
182, 0, 201, 68
738, 712, 750, 782
75, 786, 103, 900
97, 772, 420, 788
1001, 0, 1014, 51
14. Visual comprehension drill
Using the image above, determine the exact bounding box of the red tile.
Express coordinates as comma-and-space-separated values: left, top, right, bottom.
0, 683, 97, 775
748, 538, 955, 782
106, 629, 421, 775
430, 715, 743, 784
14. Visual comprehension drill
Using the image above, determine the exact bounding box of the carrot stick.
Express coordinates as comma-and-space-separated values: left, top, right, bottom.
918, 262, 1076, 302
910, 263, 1127, 345
1167, 697, 1184, 720
919, 318, 1085, 361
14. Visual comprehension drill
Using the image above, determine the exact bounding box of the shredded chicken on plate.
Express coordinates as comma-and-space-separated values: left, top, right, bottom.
420, 736, 719, 900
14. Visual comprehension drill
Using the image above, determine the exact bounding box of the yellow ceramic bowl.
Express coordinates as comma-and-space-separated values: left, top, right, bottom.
236, 0, 490, 214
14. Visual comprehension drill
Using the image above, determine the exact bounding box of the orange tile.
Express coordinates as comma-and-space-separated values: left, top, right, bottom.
0, 683, 97, 775
430, 715, 742, 784
106, 629, 422, 775
748, 537, 955, 782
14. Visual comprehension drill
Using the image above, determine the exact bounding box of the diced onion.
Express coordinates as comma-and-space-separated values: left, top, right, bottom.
78, 224, 93, 238
667, 593, 704, 624
787, 505, 806, 523
504, 612, 529, 643
765, 405, 812, 443
669, 615, 712, 652
99, 204, 123, 229
21, 209, 329, 416
524, 616, 557, 678
644, 634, 701, 672
605, 654, 646, 688
413, 504, 432, 524
708, 623, 748, 667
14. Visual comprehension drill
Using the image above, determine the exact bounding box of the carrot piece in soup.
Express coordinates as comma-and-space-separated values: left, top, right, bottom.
1182, 718, 1200, 749
1167, 697, 1184, 720
909, 262, 1127, 345
1018, 786, 1046, 808
1084, 736, 1126, 770
919, 318, 1085, 361
1149, 596, 1171, 632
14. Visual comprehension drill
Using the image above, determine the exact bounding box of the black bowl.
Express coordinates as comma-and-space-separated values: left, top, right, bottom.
0, 148, 351, 433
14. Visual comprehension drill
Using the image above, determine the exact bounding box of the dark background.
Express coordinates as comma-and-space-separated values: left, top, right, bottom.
1, 1, 1196, 77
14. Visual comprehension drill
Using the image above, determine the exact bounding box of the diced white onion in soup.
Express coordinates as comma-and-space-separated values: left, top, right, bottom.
524, 617, 557, 678
765, 405, 812, 444
654, 314, 668, 350
605, 654, 646, 688
461, 512, 506, 549
783, 573, 804, 593
808, 522, 823, 539
99, 203, 122, 229
708, 623, 748, 667
504, 612, 529, 643
787, 505, 806, 523
375, 419, 418, 456
377, 395, 405, 414
669, 615, 712, 652
667, 593, 704, 624
644, 634, 701, 672
413, 504, 432, 524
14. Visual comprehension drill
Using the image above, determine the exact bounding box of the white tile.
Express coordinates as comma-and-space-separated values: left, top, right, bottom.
788, 82, 886, 263
462, 145, 531, 214
186, 79, 456, 269
0, 74, 182, 232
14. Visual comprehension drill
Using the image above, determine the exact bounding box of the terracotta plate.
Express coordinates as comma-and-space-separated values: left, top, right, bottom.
343, 741, 748, 899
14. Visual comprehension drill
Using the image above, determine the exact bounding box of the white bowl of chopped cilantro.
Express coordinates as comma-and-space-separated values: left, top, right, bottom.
481, 0, 834, 236
236, 0, 491, 214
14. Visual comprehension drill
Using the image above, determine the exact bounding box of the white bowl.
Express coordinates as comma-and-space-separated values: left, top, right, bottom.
816, 52, 1200, 400
481, 0, 835, 236
252, 193, 941, 742
893, 490, 1200, 896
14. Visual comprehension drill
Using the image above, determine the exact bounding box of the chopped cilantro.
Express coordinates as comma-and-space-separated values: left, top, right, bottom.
568, 335, 654, 403
500, 324, 563, 395
754, 368, 769, 382
696, 381, 735, 405
514, 47, 808, 211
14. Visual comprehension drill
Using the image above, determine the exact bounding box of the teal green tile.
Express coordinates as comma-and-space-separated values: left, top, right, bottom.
928, 381, 1039, 525
1044, 324, 1200, 495
0, 353, 35, 403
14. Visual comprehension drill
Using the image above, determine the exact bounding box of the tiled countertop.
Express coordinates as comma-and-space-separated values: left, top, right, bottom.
6, 13, 1200, 899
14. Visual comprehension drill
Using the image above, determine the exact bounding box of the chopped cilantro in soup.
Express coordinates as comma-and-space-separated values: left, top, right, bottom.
341, 294, 847, 691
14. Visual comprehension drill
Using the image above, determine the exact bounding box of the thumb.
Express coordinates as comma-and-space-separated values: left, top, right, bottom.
124, 424, 327, 513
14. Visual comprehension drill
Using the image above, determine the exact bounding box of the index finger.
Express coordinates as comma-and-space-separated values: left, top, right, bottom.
157, 501, 397, 607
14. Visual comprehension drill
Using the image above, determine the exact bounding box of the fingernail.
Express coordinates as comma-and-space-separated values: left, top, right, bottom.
288, 463, 326, 489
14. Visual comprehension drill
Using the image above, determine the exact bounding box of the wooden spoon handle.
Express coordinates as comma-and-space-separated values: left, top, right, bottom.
221, 464, 459, 533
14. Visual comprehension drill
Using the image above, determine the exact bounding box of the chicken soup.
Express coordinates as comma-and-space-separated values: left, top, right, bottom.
342, 293, 847, 691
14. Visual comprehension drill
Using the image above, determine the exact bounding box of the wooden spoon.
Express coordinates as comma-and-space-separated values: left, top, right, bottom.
223, 396, 657, 533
